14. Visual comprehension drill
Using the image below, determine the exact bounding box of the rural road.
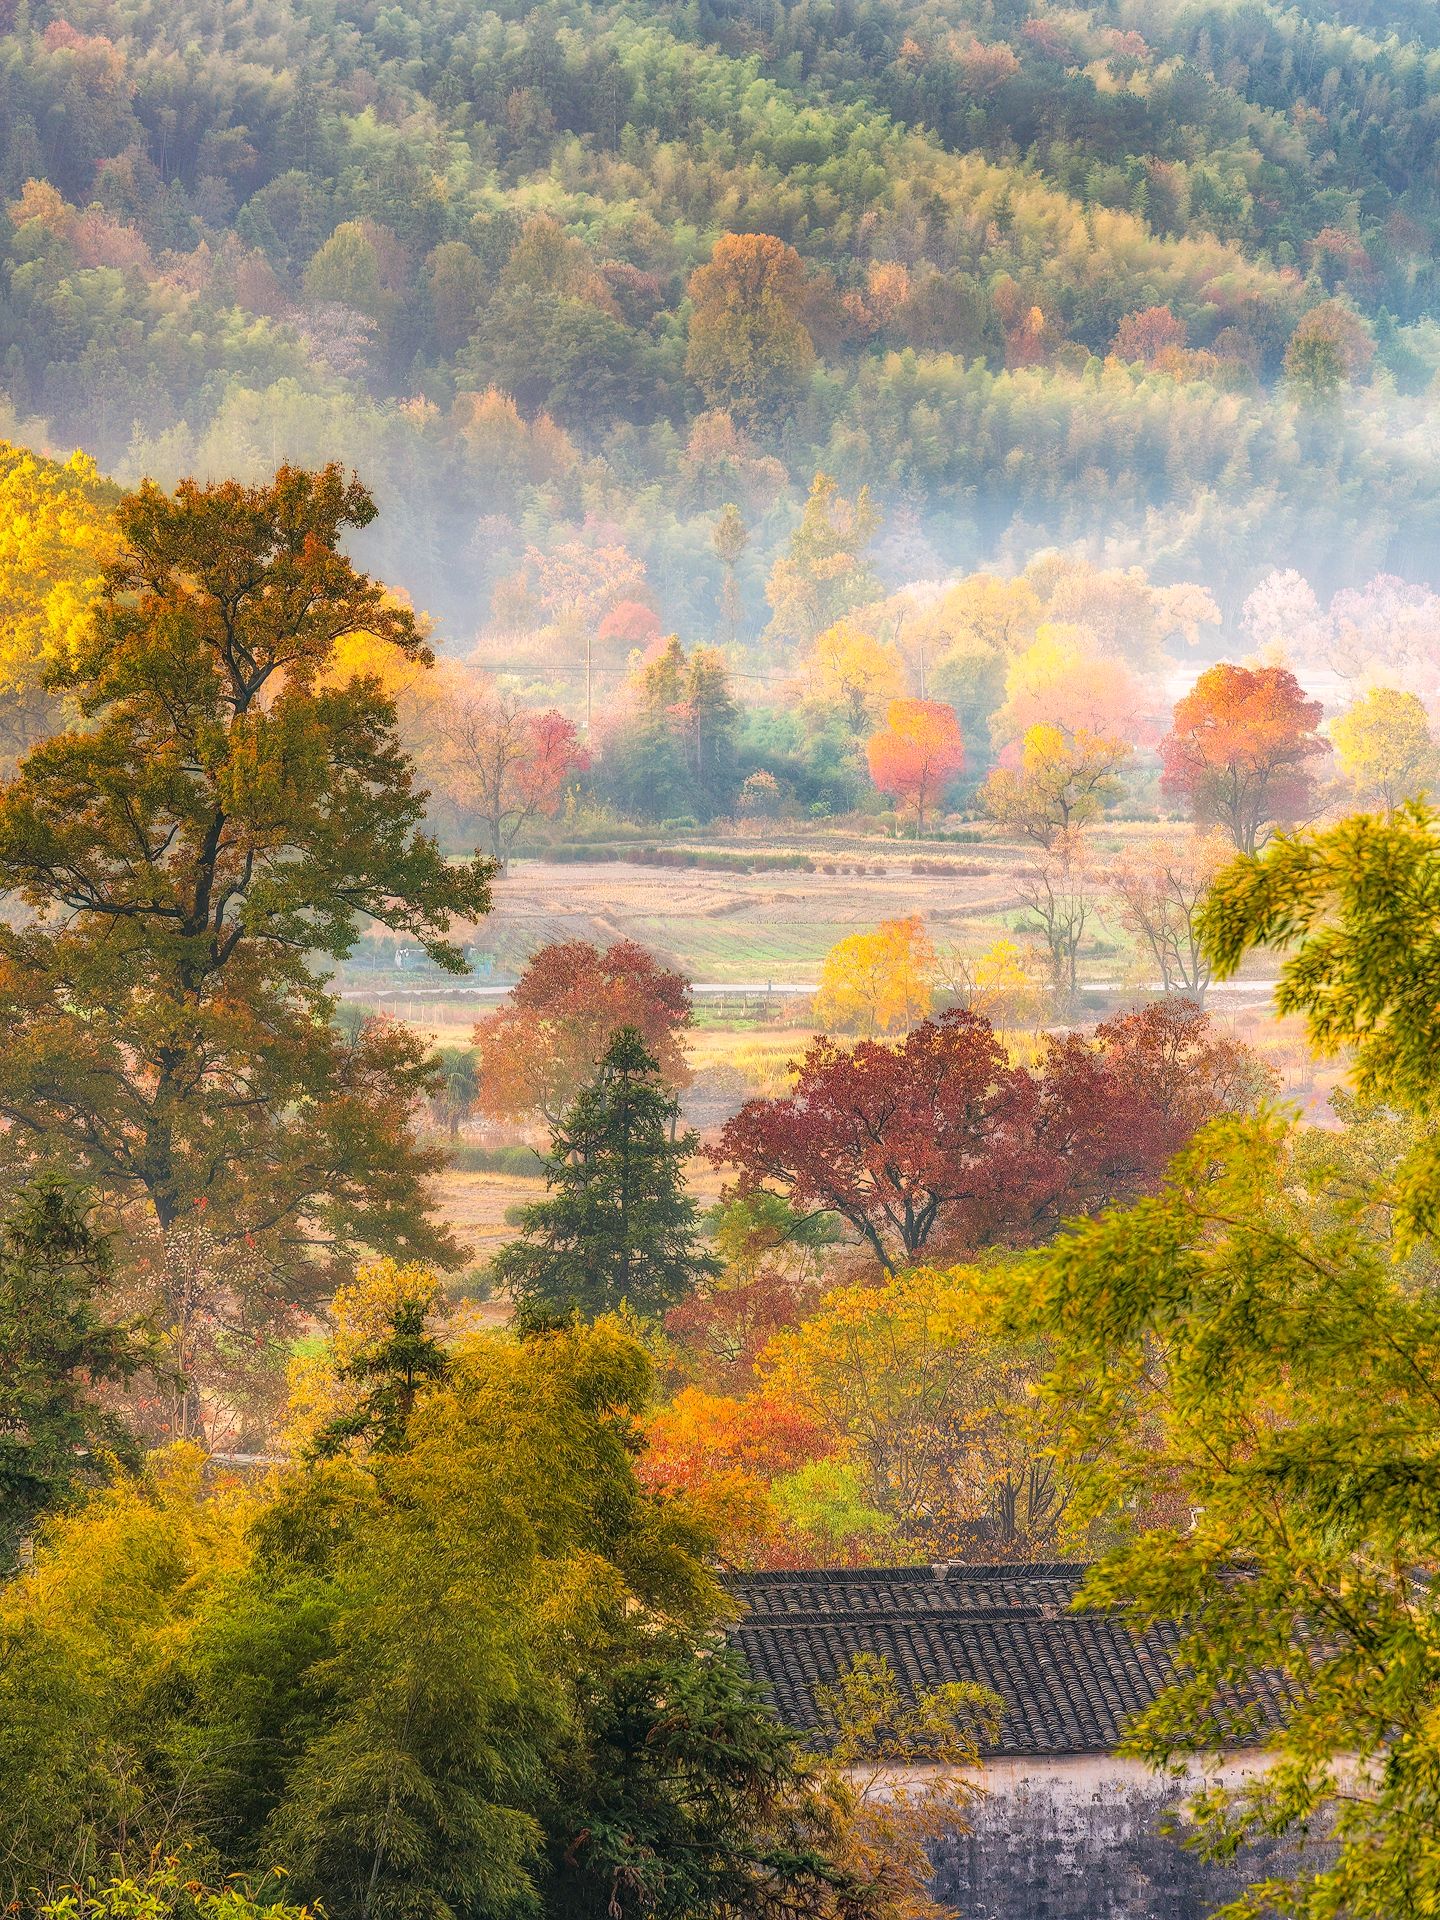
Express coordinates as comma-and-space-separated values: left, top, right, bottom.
340, 977, 1282, 1002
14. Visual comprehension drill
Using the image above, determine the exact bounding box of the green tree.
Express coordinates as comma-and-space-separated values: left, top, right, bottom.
0, 465, 493, 1307
1004, 804, 1440, 1914
424, 239, 485, 354
0, 1180, 157, 1568
712, 501, 749, 646
430, 1044, 480, 1139
311, 1295, 451, 1459
302, 221, 393, 325
492, 1028, 720, 1327
0, 1319, 910, 1918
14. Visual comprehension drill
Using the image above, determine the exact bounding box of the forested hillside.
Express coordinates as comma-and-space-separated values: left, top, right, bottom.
5, 0, 1440, 650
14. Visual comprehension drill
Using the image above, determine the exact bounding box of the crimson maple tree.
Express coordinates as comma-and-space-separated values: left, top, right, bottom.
1160, 663, 1328, 852
715, 1012, 1020, 1273
716, 1002, 1261, 1272
988, 999, 1270, 1253
473, 937, 692, 1125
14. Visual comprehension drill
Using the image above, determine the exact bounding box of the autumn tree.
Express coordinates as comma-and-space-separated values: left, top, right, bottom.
1110, 304, 1187, 365
989, 627, 1149, 744
663, 1192, 836, 1393
0, 440, 120, 764
717, 1003, 1255, 1273
765, 474, 881, 649
762, 1266, 1065, 1558
0, 465, 493, 1303
435, 682, 588, 866
807, 619, 905, 733
1160, 662, 1328, 853
492, 1028, 720, 1327
1007, 999, 1269, 1252
1110, 832, 1230, 1000
934, 936, 1048, 1031
473, 938, 692, 1126
982, 722, 1131, 846
866, 699, 965, 833
685, 233, 816, 419
1283, 298, 1375, 399
716, 1013, 1019, 1273
1330, 686, 1438, 816
813, 915, 936, 1037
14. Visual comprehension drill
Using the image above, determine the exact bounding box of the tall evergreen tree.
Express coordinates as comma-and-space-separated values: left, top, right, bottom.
494, 1028, 719, 1328
0, 1180, 158, 1567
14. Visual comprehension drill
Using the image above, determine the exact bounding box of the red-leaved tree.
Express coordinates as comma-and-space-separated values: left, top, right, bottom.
1160, 663, 1327, 853
437, 688, 589, 867
716, 1002, 1263, 1271
715, 1012, 1021, 1273
983, 999, 1270, 1252
866, 698, 965, 833
473, 938, 692, 1125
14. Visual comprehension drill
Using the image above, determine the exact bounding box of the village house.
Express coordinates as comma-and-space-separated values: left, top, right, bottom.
727, 1562, 1320, 1919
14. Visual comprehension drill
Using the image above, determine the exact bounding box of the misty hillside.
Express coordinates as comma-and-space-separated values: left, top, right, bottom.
5, 0, 1440, 645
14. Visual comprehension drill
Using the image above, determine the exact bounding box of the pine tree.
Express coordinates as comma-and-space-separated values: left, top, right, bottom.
311, 1297, 451, 1460
494, 1028, 719, 1328
0, 1181, 159, 1567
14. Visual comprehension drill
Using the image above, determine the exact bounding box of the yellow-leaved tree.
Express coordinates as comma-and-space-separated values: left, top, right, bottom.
284, 1255, 449, 1456
982, 721, 1132, 846
806, 618, 905, 733
1330, 686, 1439, 817
0, 440, 120, 762
814, 915, 936, 1036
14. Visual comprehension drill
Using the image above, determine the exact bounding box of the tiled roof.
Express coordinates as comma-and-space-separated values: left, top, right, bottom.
725, 1564, 1284, 1758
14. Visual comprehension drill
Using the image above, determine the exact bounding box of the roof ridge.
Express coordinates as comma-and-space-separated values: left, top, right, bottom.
734, 1603, 1108, 1628
725, 1561, 1091, 1583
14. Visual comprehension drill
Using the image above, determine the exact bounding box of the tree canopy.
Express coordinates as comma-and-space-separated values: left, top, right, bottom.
0, 463, 492, 1299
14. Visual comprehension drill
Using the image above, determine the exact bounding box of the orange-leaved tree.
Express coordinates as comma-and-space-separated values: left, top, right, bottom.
685, 232, 816, 419
1161, 662, 1328, 853
472, 937, 692, 1126
866, 699, 965, 833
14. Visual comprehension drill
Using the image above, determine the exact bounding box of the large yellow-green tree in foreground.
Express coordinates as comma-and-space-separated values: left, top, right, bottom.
1011, 803, 1440, 1914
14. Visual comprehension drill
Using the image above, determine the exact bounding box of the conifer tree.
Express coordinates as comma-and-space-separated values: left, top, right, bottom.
494, 1028, 719, 1328
0, 1181, 158, 1566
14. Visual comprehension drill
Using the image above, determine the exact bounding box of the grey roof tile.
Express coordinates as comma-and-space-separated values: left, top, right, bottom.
724, 1563, 1288, 1758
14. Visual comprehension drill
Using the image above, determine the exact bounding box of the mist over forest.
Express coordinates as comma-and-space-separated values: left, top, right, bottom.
8, 0, 1440, 661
